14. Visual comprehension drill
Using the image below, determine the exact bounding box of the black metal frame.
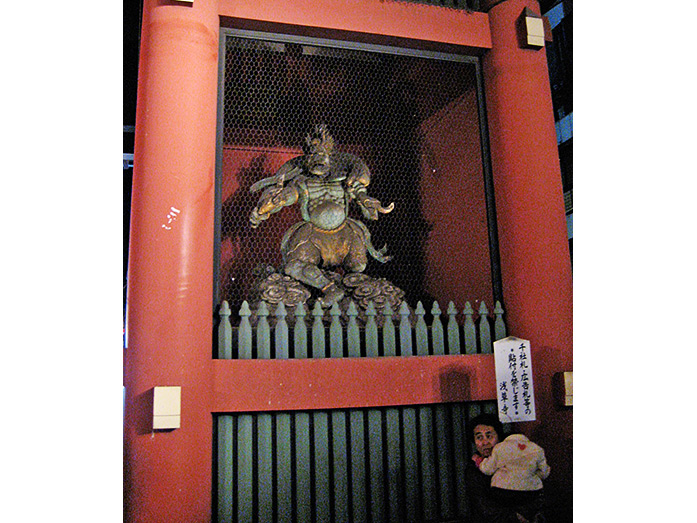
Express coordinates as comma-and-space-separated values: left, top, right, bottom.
213, 27, 503, 310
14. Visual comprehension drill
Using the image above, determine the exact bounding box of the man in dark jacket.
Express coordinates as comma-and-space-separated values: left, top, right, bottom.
465, 413, 509, 522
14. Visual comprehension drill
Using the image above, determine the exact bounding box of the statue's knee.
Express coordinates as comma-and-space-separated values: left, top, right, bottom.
346, 261, 366, 273
345, 249, 368, 273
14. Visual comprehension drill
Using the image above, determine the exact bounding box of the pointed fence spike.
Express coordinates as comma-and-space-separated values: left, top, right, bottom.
275, 302, 289, 359
494, 300, 507, 341
238, 301, 252, 360
347, 300, 361, 358
365, 301, 379, 357
220, 300, 231, 316
415, 301, 428, 356
382, 301, 396, 357
329, 302, 343, 358
257, 301, 271, 359
311, 301, 325, 359
431, 300, 445, 356
462, 301, 477, 355
275, 301, 287, 318
258, 301, 269, 317
399, 301, 413, 356
365, 301, 377, 317
294, 303, 308, 359
447, 301, 461, 355
239, 300, 251, 317
218, 301, 233, 360
478, 300, 492, 354
295, 302, 307, 318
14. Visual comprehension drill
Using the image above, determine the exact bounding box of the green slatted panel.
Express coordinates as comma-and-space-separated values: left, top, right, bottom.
215, 297, 510, 522
365, 303, 386, 523
314, 411, 331, 523
451, 403, 469, 518
418, 302, 439, 521
368, 408, 386, 522
332, 411, 349, 522
217, 415, 234, 523
312, 302, 330, 522
400, 303, 418, 522
347, 303, 368, 522
277, 413, 293, 523
382, 303, 401, 522
386, 407, 402, 522
349, 408, 368, 523
418, 407, 438, 521
237, 414, 254, 523
295, 413, 312, 522
403, 408, 419, 522
329, 304, 349, 523
257, 413, 274, 523
435, 404, 455, 520
293, 304, 312, 523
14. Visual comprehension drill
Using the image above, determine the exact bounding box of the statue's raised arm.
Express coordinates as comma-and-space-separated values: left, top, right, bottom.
249, 161, 302, 228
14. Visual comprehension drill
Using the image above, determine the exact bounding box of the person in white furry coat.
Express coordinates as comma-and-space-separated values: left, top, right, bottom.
476, 434, 551, 521
478, 434, 551, 491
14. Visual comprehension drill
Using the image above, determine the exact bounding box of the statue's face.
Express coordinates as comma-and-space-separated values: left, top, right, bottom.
306, 137, 331, 176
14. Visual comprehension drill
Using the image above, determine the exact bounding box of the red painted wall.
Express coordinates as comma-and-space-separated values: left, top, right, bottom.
219, 147, 301, 305
124, 1, 219, 522
482, 0, 573, 512
420, 85, 494, 309
219, 0, 492, 51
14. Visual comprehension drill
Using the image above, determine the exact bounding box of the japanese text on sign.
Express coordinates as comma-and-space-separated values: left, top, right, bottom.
493, 337, 536, 422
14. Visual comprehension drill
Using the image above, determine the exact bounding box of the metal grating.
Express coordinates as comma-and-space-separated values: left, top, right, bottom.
397, 0, 482, 11
216, 30, 498, 316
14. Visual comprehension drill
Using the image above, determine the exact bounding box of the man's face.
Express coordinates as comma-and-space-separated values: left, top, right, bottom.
473, 424, 499, 457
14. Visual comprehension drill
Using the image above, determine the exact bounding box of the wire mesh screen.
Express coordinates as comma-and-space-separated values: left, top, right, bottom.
218, 32, 495, 315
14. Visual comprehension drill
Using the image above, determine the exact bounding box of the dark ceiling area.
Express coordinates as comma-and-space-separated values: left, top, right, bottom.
124, 0, 143, 150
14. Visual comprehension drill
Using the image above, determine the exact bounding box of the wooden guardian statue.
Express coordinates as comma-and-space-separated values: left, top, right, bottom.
250, 124, 394, 307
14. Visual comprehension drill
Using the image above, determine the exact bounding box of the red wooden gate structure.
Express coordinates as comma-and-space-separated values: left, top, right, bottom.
124, 2, 572, 521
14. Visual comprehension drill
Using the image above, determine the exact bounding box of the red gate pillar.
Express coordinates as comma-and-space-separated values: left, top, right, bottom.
481, 0, 573, 513
124, 1, 219, 521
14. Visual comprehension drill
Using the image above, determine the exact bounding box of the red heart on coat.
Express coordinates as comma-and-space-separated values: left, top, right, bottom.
518, 443, 527, 450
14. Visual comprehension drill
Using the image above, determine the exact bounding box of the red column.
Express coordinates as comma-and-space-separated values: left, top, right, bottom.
482, 0, 573, 507
124, 1, 219, 521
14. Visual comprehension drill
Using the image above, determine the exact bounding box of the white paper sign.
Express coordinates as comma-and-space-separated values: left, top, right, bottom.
493, 336, 536, 423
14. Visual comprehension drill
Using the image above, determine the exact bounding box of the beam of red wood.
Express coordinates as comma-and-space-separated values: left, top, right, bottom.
212, 354, 496, 412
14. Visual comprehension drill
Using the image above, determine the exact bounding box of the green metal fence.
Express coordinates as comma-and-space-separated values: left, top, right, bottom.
215, 299, 505, 523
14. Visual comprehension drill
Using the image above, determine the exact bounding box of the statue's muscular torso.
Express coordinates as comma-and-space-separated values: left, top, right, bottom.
300, 176, 348, 231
